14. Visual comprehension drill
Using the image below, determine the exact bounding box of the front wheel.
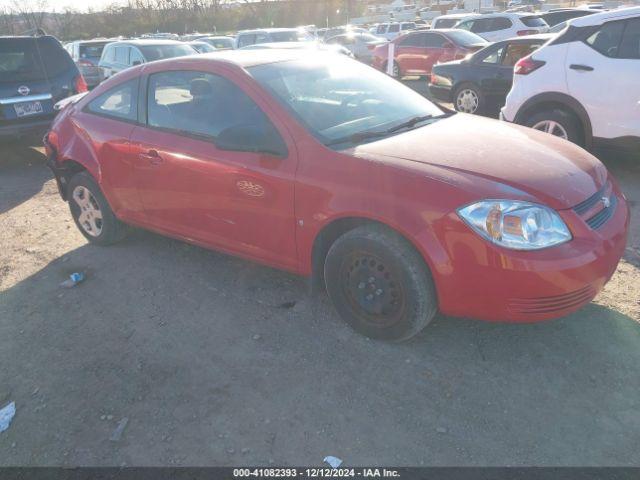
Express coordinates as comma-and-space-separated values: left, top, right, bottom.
324, 225, 437, 341
67, 171, 129, 245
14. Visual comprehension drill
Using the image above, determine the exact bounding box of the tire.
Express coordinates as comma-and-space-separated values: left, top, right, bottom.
67, 171, 129, 245
453, 83, 484, 115
524, 108, 583, 146
324, 225, 437, 341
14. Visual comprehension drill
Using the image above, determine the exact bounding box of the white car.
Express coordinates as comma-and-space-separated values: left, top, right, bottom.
501, 7, 640, 153
372, 22, 416, 41
431, 13, 480, 29
455, 12, 550, 41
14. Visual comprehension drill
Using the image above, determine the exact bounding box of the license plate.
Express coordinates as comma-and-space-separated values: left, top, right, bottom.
14, 101, 43, 117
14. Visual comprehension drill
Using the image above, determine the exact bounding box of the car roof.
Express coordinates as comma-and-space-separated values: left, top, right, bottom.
109, 39, 184, 46
238, 28, 298, 34
435, 13, 480, 19
570, 6, 640, 26
144, 49, 328, 70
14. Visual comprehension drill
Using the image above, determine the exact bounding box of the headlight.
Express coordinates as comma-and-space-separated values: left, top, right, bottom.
457, 200, 572, 250
430, 73, 451, 86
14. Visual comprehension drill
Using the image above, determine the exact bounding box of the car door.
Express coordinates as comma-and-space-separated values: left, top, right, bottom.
394, 32, 426, 74
422, 32, 450, 75
566, 17, 640, 140
77, 78, 144, 220
129, 68, 299, 271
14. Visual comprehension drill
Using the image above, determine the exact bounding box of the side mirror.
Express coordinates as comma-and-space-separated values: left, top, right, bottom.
216, 124, 288, 158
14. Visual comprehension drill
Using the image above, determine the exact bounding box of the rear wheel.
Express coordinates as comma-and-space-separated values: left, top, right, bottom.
67, 171, 129, 245
454, 83, 483, 114
384, 61, 401, 78
324, 225, 437, 341
524, 108, 583, 146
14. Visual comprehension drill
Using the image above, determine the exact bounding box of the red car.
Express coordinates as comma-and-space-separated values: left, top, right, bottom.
45, 51, 628, 341
372, 28, 489, 77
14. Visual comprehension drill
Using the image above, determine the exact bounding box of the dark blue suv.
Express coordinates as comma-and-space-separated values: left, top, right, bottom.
0, 34, 87, 139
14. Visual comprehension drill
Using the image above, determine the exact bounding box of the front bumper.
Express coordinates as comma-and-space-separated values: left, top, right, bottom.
433, 187, 629, 322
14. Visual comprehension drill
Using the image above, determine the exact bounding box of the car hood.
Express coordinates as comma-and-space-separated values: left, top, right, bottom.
348, 114, 607, 210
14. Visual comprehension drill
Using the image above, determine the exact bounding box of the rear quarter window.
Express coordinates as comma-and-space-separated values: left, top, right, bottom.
521, 16, 548, 28
491, 17, 513, 30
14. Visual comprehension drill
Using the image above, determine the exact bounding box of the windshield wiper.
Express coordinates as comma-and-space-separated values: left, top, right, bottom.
386, 114, 434, 133
326, 115, 434, 147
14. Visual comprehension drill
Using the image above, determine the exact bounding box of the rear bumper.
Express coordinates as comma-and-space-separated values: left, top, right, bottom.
433, 188, 629, 322
428, 84, 452, 104
0, 117, 54, 138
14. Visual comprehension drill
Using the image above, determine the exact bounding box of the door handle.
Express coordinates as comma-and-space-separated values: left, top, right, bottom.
139, 149, 163, 165
569, 64, 594, 71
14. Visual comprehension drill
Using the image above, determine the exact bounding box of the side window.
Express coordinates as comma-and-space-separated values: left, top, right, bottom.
86, 79, 138, 121
130, 48, 144, 65
481, 46, 505, 64
237, 34, 255, 48
491, 17, 513, 31
425, 33, 447, 48
255, 33, 270, 44
398, 33, 423, 47
388, 24, 400, 33
376, 25, 387, 34
471, 20, 490, 33
103, 45, 115, 62
586, 20, 625, 58
456, 20, 473, 31
502, 43, 541, 66
146, 70, 282, 146
114, 46, 129, 65
618, 18, 640, 59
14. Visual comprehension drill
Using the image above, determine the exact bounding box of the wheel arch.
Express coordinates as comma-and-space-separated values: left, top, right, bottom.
309, 215, 438, 295
514, 92, 593, 148
56, 159, 91, 200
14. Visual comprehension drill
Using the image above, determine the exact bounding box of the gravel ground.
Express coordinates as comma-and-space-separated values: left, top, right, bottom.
0, 139, 639, 467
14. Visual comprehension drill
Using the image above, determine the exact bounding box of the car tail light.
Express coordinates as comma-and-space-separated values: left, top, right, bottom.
74, 75, 88, 93
516, 29, 537, 36
514, 56, 545, 75
77, 59, 93, 67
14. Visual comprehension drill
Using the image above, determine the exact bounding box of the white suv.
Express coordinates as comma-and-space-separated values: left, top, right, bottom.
455, 12, 549, 42
501, 7, 640, 153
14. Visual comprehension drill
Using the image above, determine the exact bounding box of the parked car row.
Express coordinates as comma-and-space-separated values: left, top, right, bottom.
428, 7, 640, 155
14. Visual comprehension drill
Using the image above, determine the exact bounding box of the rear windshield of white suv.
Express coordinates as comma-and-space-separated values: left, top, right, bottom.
521, 16, 549, 27
0, 37, 74, 83
79, 42, 109, 60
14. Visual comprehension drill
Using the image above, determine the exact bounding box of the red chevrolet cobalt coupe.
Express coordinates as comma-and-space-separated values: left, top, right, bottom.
45, 51, 628, 341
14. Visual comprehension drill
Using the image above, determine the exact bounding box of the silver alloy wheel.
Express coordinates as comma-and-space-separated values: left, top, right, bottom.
531, 120, 568, 139
456, 88, 479, 113
72, 186, 103, 237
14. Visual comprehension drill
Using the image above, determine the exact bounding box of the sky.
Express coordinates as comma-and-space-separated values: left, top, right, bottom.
0, 0, 127, 12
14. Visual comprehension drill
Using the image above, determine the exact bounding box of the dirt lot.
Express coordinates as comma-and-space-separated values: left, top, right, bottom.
0, 139, 639, 467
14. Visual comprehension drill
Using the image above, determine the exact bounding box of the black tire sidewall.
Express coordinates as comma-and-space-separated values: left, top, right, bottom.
67, 172, 123, 245
324, 228, 436, 341
525, 109, 583, 146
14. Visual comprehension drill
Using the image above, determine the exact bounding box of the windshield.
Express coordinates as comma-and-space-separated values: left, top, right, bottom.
270, 31, 300, 42
79, 42, 109, 60
435, 18, 459, 28
445, 30, 488, 46
249, 56, 444, 147
139, 44, 195, 61
204, 37, 234, 49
